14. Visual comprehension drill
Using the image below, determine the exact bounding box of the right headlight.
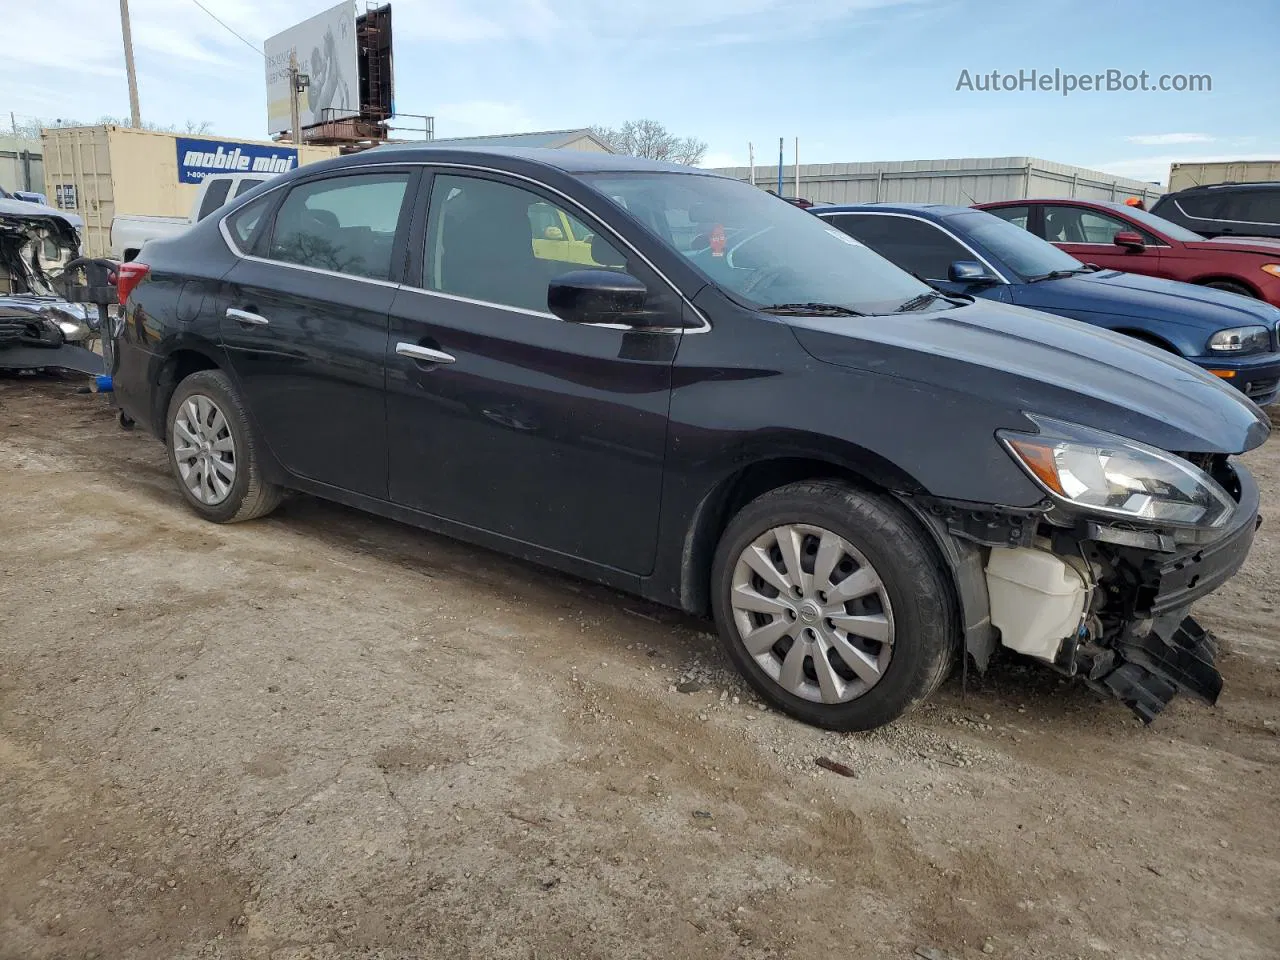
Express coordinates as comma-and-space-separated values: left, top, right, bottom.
999, 416, 1236, 529
1208, 325, 1270, 353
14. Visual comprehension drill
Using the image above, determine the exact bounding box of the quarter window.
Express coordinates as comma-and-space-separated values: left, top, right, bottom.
424, 174, 627, 313
267, 173, 410, 281
225, 195, 272, 250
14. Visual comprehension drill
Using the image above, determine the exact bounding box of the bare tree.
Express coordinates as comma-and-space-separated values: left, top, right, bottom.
7, 114, 214, 138
590, 120, 707, 166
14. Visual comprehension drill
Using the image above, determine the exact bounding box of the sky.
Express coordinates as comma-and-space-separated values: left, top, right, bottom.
4, 0, 1277, 186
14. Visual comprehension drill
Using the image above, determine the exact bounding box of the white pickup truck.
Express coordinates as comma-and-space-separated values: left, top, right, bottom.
110, 173, 271, 262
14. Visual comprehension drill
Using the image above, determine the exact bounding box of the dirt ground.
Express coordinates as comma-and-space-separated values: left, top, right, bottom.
1, 376, 1277, 960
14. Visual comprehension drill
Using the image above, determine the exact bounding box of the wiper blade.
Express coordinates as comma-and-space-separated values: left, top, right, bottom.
760, 301, 865, 317
1028, 268, 1087, 282
894, 290, 948, 312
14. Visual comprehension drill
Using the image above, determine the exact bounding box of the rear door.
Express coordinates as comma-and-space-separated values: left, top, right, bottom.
1040, 204, 1163, 276
217, 167, 417, 499
384, 170, 681, 575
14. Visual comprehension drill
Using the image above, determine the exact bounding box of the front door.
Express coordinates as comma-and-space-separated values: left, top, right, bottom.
218, 169, 416, 498
1040, 204, 1164, 277
385, 171, 680, 575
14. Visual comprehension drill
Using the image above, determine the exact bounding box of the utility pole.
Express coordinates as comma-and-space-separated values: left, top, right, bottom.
747, 142, 755, 188
119, 0, 142, 128
794, 137, 800, 199
287, 51, 308, 144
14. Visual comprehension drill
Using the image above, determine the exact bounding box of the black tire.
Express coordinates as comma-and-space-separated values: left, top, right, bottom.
165, 369, 282, 523
710, 480, 956, 731
1203, 280, 1256, 299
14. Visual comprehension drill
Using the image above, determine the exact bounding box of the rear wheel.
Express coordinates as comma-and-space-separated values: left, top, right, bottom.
710, 480, 956, 731
166, 370, 282, 523
1203, 280, 1256, 298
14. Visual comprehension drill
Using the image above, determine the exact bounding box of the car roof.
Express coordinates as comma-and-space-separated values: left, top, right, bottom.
982, 198, 1139, 214
355, 144, 714, 176
1165, 181, 1280, 195
813, 202, 973, 218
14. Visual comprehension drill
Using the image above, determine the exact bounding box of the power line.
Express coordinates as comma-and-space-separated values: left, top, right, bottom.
188, 0, 264, 57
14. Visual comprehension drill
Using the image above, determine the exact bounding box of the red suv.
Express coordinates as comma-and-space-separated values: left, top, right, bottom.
976, 198, 1280, 307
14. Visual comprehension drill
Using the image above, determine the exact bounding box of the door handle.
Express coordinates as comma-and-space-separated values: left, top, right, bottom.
396, 342, 456, 365
226, 307, 269, 326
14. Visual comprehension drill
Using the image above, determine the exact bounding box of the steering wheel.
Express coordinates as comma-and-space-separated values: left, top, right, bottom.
738, 262, 802, 300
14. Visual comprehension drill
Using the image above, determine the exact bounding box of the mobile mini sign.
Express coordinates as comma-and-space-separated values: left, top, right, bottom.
175, 138, 299, 185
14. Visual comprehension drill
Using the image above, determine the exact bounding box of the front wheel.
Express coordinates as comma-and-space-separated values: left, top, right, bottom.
710, 480, 957, 731
165, 369, 282, 523
1203, 280, 1256, 298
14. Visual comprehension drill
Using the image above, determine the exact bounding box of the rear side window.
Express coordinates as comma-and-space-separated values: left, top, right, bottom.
196, 178, 233, 221
830, 214, 971, 281
1220, 189, 1280, 225
267, 173, 410, 280
1169, 193, 1223, 219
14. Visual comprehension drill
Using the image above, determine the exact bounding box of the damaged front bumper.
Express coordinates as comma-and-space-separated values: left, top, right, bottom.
910, 461, 1261, 724
1084, 465, 1260, 721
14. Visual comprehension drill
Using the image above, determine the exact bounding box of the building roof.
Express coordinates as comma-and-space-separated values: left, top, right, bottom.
424, 128, 614, 152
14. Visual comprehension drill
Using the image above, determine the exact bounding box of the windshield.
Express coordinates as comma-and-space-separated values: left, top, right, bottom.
949, 210, 1084, 279
1109, 203, 1204, 242
580, 172, 931, 315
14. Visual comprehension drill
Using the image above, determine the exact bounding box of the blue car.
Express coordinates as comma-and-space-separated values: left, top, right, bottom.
816, 203, 1280, 405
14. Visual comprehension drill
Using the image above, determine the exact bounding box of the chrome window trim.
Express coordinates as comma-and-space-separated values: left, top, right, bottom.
1174, 195, 1280, 228
816, 210, 1011, 284
219, 159, 710, 333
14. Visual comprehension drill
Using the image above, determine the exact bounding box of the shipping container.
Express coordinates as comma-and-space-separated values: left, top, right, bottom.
40, 126, 340, 257
0, 136, 44, 197
1168, 160, 1280, 192
711, 156, 1163, 207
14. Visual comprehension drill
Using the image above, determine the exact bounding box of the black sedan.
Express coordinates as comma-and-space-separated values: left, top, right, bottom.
109, 146, 1268, 730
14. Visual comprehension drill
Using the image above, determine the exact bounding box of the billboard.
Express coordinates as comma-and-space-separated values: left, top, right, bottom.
175, 138, 299, 184
265, 2, 358, 134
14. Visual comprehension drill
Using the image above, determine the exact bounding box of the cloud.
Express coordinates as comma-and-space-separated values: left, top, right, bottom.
1124, 133, 1216, 146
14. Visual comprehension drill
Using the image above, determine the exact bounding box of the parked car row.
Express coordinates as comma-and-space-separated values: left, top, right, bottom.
103, 145, 1269, 734
814, 201, 1280, 405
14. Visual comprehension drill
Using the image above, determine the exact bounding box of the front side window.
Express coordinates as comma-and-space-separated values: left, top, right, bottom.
424, 174, 626, 313
1043, 205, 1161, 245
582, 172, 929, 315
267, 173, 410, 280
828, 214, 974, 281
1107, 203, 1201, 242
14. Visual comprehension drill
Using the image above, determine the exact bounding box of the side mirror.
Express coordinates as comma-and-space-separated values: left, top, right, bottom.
1113, 230, 1146, 251
548, 270, 649, 326
947, 260, 996, 284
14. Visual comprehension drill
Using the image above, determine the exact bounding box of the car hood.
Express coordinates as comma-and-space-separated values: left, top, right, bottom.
1189, 236, 1280, 256
1016, 268, 1280, 328
0, 197, 83, 233
789, 298, 1270, 456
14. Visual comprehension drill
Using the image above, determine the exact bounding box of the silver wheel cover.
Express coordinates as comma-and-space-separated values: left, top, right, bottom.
172, 394, 237, 506
730, 523, 894, 704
